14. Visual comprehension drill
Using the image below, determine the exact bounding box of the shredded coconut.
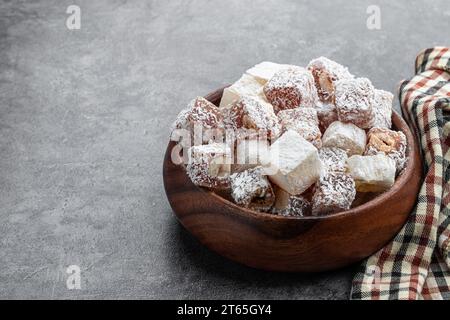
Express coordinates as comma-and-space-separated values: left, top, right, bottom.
312, 172, 356, 215
370, 89, 393, 129
335, 77, 375, 129
277, 108, 322, 148
224, 96, 281, 139
263, 66, 319, 112
187, 143, 231, 189
230, 166, 274, 212
318, 147, 348, 174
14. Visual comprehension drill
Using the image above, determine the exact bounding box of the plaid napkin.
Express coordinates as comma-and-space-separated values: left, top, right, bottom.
351, 47, 450, 300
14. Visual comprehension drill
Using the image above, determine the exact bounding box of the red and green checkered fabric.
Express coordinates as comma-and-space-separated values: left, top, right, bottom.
351, 47, 450, 300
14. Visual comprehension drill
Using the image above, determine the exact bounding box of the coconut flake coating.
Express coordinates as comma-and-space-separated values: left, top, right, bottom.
318, 147, 348, 173
223, 96, 281, 139
370, 89, 393, 129
277, 107, 322, 148
188, 96, 223, 127
335, 77, 375, 129
230, 166, 275, 212
315, 102, 339, 132
307, 57, 354, 103
365, 127, 407, 172
312, 172, 356, 216
263, 66, 319, 113
272, 195, 311, 217
171, 97, 224, 144
187, 143, 231, 189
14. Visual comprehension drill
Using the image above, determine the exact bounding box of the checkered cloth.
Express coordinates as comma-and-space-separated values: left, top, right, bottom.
351, 47, 450, 300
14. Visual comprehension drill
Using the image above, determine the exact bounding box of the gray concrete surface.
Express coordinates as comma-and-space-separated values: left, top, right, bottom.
0, 0, 448, 299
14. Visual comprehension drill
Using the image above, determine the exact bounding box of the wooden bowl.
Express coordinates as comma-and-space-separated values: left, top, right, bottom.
163, 86, 422, 272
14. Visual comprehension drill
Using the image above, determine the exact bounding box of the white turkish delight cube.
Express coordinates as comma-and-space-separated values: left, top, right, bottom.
346, 154, 396, 192
219, 74, 264, 108
266, 130, 321, 195
322, 121, 367, 156
246, 61, 293, 84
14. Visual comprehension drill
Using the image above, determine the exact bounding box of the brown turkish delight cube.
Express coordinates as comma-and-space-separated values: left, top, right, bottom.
263, 66, 319, 113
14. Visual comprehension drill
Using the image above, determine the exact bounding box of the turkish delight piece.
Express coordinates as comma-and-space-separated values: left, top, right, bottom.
316, 102, 339, 132
219, 74, 263, 108
171, 96, 224, 145
246, 61, 292, 84
370, 89, 393, 129
223, 96, 281, 139
322, 121, 367, 156
233, 138, 270, 173
273, 187, 311, 217
171, 97, 223, 131
307, 57, 353, 103
187, 143, 232, 189
277, 107, 322, 148
267, 130, 321, 195
365, 127, 407, 172
230, 166, 275, 212
312, 171, 356, 216
263, 66, 319, 113
335, 77, 375, 129
346, 154, 396, 192
318, 147, 348, 173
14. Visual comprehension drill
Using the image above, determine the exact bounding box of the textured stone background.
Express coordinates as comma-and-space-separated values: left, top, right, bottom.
0, 0, 448, 299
